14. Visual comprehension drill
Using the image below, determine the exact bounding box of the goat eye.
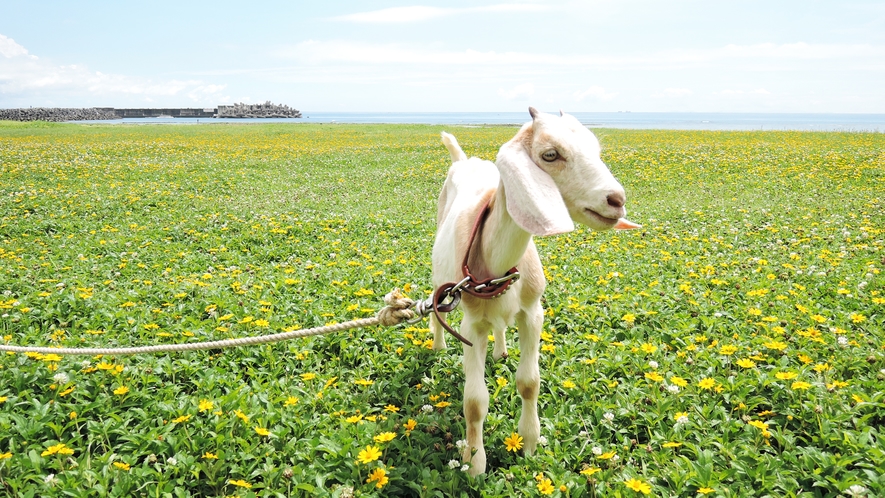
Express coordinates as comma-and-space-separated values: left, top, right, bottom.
541, 150, 558, 162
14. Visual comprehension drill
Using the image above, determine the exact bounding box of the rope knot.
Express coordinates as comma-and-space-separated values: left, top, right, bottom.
376, 288, 417, 326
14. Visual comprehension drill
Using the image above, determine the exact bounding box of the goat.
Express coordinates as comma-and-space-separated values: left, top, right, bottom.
430, 107, 639, 476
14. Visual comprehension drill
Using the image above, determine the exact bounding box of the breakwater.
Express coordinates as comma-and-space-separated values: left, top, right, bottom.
0, 107, 118, 122
1, 101, 301, 121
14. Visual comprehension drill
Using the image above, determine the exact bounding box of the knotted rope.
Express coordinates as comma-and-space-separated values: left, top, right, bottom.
0, 289, 418, 356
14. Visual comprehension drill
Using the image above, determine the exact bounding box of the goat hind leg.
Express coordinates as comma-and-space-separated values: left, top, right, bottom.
491, 327, 508, 360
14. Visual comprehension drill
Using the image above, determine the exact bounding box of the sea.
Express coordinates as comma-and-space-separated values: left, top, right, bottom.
71, 112, 885, 132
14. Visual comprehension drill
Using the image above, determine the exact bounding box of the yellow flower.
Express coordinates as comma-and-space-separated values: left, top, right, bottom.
622, 313, 637, 324
434, 401, 451, 408
346, 414, 364, 424
384, 404, 399, 412
562, 379, 577, 388
203, 452, 218, 459
254, 427, 271, 436
366, 467, 389, 489
284, 396, 299, 406
171, 414, 191, 424
791, 381, 812, 390
503, 432, 523, 452
41, 443, 74, 457
698, 378, 716, 390
764, 340, 788, 351
229, 479, 252, 488
640, 342, 656, 353
775, 372, 798, 380
0, 396, 7, 404
645, 371, 664, 382
404, 419, 417, 432
698, 487, 716, 494
234, 410, 249, 422
748, 420, 769, 430
537, 478, 555, 495
198, 399, 214, 412
737, 358, 756, 368
662, 441, 682, 448
373, 432, 396, 443
718, 345, 738, 355
0, 452, 12, 460
670, 376, 688, 387
598, 450, 617, 460
581, 467, 601, 476
300, 372, 316, 381
113, 386, 129, 396
624, 478, 652, 494
354, 378, 374, 386
113, 462, 130, 471
357, 445, 382, 464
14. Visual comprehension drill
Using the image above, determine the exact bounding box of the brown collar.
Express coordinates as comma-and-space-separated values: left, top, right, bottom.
431, 200, 521, 347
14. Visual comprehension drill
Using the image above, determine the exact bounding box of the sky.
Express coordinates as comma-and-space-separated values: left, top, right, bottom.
1, 0, 884, 113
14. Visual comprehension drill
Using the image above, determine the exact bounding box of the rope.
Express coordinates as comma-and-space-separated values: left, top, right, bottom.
0, 289, 418, 356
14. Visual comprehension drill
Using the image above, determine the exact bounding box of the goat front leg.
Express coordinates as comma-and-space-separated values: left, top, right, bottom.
515, 302, 543, 455
460, 313, 489, 476
430, 312, 447, 351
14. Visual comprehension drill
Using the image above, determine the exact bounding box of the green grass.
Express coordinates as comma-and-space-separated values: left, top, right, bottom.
0, 121, 883, 497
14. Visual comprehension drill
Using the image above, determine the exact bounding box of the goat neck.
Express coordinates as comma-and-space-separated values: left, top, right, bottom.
466, 186, 533, 281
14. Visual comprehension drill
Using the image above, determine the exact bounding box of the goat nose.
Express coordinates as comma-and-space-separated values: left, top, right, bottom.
606, 191, 626, 208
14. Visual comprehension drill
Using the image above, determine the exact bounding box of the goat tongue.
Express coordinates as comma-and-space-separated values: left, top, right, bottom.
614, 218, 641, 230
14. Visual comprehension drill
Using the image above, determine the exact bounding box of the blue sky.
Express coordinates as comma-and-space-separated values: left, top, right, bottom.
1, 1, 883, 112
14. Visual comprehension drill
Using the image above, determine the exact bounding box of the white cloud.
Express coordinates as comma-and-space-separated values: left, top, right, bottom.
499, 83, 534, 101
332, 4, 549, 23
276, 40, 885, 72
573, 86, 618, 101
0, 33, 227, 106
0, 34, 37, 59
654, 88, 693, 98
716, 88, 772, 96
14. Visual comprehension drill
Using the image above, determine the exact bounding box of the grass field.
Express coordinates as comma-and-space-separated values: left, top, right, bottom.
0, 120, 883, 497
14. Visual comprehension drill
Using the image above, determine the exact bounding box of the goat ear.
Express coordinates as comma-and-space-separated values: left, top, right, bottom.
496, 141, 575, 236
529, 106, 540, 119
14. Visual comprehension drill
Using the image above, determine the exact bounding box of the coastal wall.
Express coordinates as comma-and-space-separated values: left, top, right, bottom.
0, 107, 118, 122
106, 108, 217, 118
1, 102, 301, 121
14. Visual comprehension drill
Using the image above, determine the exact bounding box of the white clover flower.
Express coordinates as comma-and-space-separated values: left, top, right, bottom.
667, 384, 680, 394
845, 484, 867, 497
538, 435, 548, 446
648, 360, 659, 369
448, 459, 460, 469
579, 430, 589, 437
421, 404, 434, 413
455, 439, 468, 450
837, 336, 849, 346
53, 372, 69, 384
603, 412, 615, 422
592, 446, 602, 456
460, 464, 470, 472
676, 414, 689, 425
166, 457, 178, 466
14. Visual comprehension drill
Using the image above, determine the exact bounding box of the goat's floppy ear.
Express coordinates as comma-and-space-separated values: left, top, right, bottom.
496, 140, 575, 236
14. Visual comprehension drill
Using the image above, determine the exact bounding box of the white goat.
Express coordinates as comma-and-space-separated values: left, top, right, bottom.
431, 107, 638, 476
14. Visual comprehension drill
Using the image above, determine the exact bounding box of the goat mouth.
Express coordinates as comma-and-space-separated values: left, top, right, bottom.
584, 208, 620, 226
